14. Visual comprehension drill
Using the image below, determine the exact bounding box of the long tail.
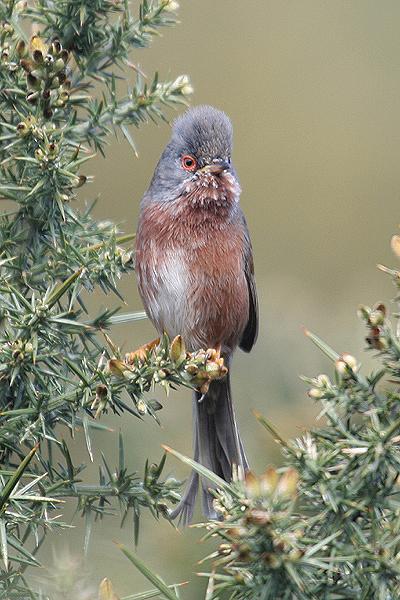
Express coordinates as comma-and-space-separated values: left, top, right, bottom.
169, 372, 248, 526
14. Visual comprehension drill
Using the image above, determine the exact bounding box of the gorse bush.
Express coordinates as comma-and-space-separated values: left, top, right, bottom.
0, 1, 196, 597
195, 274, 400, 599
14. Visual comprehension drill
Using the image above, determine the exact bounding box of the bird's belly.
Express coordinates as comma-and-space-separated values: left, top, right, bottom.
145, 251, 189, 338
143, 246, 248, 355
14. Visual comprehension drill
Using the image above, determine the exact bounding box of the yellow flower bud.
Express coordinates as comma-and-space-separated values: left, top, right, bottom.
357, 304, 371, 321
259, 465, 279, 496
307, 387, 323, 399
137, 399, 147, 415
29, 34, 48, 57
244, 470, 260, 496
205, 359, 227, 379
316, 374, 330, 387
169, 334, 186, 366
341, 353, 357, 369
276, 467, 299, 498
369, 310, 385, 327
99, 577, 120, 600
335, 353, 358, 379
164, 0, 179, 11
108, 358, 134, 379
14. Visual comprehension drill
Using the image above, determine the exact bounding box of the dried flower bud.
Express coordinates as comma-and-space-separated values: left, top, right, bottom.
27, 73, 40, 90
42, 107, 53, 119
262, 552, 282, 568
187, 368, 210, 390
1, 21, 13, 35
57, 71, 67, 85
20, 58, 35, 73
56, 97, 65, 108
91, 385, 110, 417
59, 49, 69, 64
200, 380, 211, 395
374, 302, 386, 316
288, 548, 304, 561
135, 94, 146, 106
32, 49, 44, 64
149, 399, 163, 411
16, 121, 29, 136
12, 339, 23, 352
46, 142, 58, 155
48, 40, 61, 56
366, 329, 387, 351
16, 39, 26, 58
74, 174, 87, 188
96, 385, 108, 399
218, 543, 231, 556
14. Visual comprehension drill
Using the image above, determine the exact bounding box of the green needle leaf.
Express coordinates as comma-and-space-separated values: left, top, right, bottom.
162, 445, 238, 498
0, 444, 39, 512
115, 542, 181, 600
301, 328, 340, 362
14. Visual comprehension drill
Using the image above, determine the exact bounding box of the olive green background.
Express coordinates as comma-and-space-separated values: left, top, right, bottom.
39, 2, 400, 598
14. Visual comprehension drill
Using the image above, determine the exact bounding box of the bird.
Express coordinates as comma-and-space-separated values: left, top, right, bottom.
134, 105, 258, 524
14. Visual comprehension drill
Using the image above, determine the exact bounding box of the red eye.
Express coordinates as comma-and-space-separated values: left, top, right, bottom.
181, 155, 197, 171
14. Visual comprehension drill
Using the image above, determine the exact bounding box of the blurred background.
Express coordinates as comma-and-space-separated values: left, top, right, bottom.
39, 1, 400, 597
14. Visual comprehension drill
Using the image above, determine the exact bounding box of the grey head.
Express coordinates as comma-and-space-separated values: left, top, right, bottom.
146, 105, 238, 202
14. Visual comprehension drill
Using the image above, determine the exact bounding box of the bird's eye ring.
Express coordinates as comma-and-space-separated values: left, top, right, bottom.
181, 155, 197, 171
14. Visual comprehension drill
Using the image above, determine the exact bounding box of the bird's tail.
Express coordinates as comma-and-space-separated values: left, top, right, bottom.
169, 372, 248, 526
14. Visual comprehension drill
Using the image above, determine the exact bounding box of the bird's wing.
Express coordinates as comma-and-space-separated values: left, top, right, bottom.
239, 218, 259, 353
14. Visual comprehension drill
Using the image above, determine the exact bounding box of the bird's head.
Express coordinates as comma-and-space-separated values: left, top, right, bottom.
147, 105, 240, 203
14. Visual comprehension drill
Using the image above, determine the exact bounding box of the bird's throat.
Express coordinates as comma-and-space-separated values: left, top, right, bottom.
179, 171, 240, 216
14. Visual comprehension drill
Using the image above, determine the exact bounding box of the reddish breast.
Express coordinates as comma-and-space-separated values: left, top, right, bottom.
135, 172, 249, 355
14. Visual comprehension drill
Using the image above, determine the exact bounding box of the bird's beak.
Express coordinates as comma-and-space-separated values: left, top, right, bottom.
197, 161, 231, 175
